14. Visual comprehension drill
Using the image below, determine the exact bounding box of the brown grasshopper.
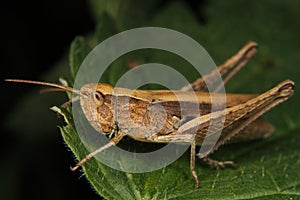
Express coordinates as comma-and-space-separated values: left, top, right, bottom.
5, 41, 294, 189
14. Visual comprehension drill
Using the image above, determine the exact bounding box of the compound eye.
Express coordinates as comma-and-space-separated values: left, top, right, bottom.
93, 91, 104, 105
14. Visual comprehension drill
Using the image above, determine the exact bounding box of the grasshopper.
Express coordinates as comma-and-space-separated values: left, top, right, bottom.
6, 41, 294, 189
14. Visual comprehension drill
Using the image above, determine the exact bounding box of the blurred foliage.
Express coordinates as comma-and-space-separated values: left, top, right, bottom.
8, 0, 300, 199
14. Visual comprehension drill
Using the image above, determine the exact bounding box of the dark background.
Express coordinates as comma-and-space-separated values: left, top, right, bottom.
1, 0, 98, 199
1, 0, 204, 199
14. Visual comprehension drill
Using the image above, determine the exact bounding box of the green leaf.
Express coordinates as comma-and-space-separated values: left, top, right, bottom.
59, 0, 300, 199
60, 111, 300, 199
69, 36, 92, 81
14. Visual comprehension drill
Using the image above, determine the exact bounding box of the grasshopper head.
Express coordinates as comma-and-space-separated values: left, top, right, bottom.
79, 83, 116, 134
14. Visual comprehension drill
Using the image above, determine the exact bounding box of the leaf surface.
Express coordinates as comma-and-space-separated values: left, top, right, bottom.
59, 0, 300, 199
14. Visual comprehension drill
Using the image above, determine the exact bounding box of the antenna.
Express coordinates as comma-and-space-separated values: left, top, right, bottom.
5, 79, 81, 95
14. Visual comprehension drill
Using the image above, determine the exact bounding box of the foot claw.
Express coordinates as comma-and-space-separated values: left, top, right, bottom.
70, 165, 79, 171
195, 182, 200, 189
202, 157, 237, 169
